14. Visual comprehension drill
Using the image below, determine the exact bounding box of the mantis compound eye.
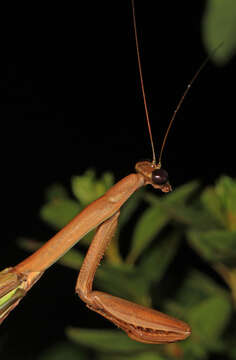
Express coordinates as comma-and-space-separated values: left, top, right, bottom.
152, 168, 168, 185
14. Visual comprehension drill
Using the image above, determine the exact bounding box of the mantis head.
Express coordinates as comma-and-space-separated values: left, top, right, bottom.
135, 161, 172, 193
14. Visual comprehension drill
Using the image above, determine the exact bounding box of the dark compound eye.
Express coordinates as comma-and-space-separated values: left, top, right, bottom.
152, 168, 169, 185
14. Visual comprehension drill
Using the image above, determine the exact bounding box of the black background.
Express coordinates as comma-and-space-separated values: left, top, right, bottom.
0, 1, 235, 359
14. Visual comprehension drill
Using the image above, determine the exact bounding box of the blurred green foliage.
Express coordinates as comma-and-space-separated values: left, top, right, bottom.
19, 170, 235, 360
202, 0, 236, 65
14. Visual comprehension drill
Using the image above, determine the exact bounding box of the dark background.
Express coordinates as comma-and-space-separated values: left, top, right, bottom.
0, 1, 235, 359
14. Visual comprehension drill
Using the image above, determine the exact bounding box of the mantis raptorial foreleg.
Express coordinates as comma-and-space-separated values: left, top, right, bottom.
76, 208, 190, 344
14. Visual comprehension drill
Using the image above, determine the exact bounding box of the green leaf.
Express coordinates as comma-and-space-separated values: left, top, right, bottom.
189, 295, 232, 344
72, 170, 114, 206
101, 353, 165, 360
139, 232, 180, 282
215, 176, 236, 230
119, 188, 144, 228
214, 265, 236, 303
145, 181, 199, 207
40, 198, 82, 230
127, 204, 169, 263
147, 197, 217, 231
202, 0, 236, 65
94, 264, 151, 305
169, 270, 228, 310
168, 204, 217, 230
43, 183, 69, 202
229, 345, 236, 360
165, 181, 200, 205
58, 248, 84, 270
180, 340, 209, 360
165, 271, 231, 353
187, 229, 236, 264
201, 187, 226, 228
37, 342, 87, 360
144, 181, 216, 230
66, 328, 152, 353
201, 176, 236, 230
181, 336, 225, 359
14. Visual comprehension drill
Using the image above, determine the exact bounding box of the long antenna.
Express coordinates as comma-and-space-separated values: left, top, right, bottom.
158, 56, 211, 165
131, 0, 156, 165
158, 41, 223, 165
132, 0, 222, 167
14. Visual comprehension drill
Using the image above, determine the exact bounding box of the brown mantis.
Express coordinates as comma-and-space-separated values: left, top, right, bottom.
0, 0, 213, 344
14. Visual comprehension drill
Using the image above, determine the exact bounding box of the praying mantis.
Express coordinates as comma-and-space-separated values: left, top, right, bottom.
0, 0, 210, 344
